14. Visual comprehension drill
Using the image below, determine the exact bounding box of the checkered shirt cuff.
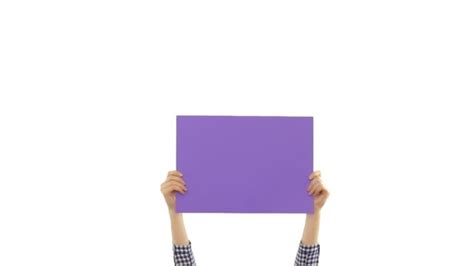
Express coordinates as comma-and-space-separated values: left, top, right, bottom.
294, 241, 320, 266
173, 241, 196, 266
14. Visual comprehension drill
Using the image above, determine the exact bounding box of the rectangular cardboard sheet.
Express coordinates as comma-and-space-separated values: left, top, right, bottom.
176, 115, 314, 213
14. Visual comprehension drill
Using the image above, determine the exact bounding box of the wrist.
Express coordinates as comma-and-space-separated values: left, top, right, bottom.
306, 209, 321, 220
168, 208, 182, 217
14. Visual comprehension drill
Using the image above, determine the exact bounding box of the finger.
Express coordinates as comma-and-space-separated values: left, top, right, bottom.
166, 173, 183, 181
309, 170, 321, 180
161, 181, 187, 194
307, 180, 320, 192
315, 188, 329, 200
312, 181, 326, 194
167, 175, 186, 186
316, 190, 329, 205
309, 182, 323, 196
161, 182, 175, 193
162, 180, 186, 192
161, 183, 186, 195
316, 188, 328, 199
162, 185, 186, 195
167, 170, 183, 178
167, 180, 187, 192
160, 179, 179, 189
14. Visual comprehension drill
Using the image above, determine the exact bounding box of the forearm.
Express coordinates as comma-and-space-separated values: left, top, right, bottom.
301, 209, 321, 245
168, 209, 190, 245
295, 211, 321, 266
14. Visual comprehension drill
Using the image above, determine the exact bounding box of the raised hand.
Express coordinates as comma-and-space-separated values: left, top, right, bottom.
307, 170, 330, 211
160, 170, 187, 211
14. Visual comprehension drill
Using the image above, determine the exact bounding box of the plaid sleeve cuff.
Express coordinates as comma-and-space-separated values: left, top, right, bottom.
294, 241, 320, 266
172, 241, 196, 266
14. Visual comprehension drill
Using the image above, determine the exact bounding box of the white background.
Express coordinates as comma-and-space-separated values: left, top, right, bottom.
1, 0, 473, 265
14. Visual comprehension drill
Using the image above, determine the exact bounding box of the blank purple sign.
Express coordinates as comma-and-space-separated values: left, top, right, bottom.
176, 115, 314, 213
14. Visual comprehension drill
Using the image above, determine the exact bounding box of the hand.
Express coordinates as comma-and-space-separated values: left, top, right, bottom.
160, 170, 187, 211
307, 170, 330, 211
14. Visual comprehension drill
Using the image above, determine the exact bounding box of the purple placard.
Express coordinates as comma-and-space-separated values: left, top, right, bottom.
176, 115, 314, 213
